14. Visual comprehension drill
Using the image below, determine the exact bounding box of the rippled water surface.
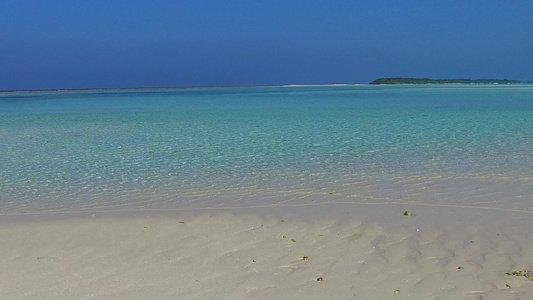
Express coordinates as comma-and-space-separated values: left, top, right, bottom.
1, 85, 532, 213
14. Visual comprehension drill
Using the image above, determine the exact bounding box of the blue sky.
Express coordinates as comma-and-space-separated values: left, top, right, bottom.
1, 0, 532, 90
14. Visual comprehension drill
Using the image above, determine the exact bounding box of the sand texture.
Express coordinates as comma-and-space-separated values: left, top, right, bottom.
1, 207, 532, 300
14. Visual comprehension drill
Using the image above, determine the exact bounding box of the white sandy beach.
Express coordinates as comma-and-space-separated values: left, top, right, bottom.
1, 204, 532, 300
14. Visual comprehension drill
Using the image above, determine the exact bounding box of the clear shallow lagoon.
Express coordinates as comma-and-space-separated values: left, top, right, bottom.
1, 85, 532, 214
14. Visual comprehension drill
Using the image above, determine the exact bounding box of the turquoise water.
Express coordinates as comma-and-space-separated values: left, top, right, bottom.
1, 85, 532, 214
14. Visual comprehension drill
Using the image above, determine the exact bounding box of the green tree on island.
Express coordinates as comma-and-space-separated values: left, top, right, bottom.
369, 78, 521, 85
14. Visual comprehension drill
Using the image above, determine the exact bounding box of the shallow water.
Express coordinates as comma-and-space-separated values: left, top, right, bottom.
1, 85, 532, 214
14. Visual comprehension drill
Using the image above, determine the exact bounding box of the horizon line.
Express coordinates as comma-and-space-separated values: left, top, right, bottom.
2, 78, 530, 95
0, 83, 367, 95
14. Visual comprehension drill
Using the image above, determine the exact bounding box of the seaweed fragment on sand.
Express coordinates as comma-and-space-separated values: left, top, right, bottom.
506, 270, 533, 281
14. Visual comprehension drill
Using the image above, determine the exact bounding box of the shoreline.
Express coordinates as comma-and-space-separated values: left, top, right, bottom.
1, 83, 531, 298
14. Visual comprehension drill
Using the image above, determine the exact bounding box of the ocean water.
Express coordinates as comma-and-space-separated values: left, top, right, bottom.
1, 85, 532, 214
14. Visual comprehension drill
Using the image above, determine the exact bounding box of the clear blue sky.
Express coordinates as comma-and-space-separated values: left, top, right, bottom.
1, 0, 532, 90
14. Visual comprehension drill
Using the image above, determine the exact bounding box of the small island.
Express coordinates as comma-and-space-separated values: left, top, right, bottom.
370, 78, 521, 85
